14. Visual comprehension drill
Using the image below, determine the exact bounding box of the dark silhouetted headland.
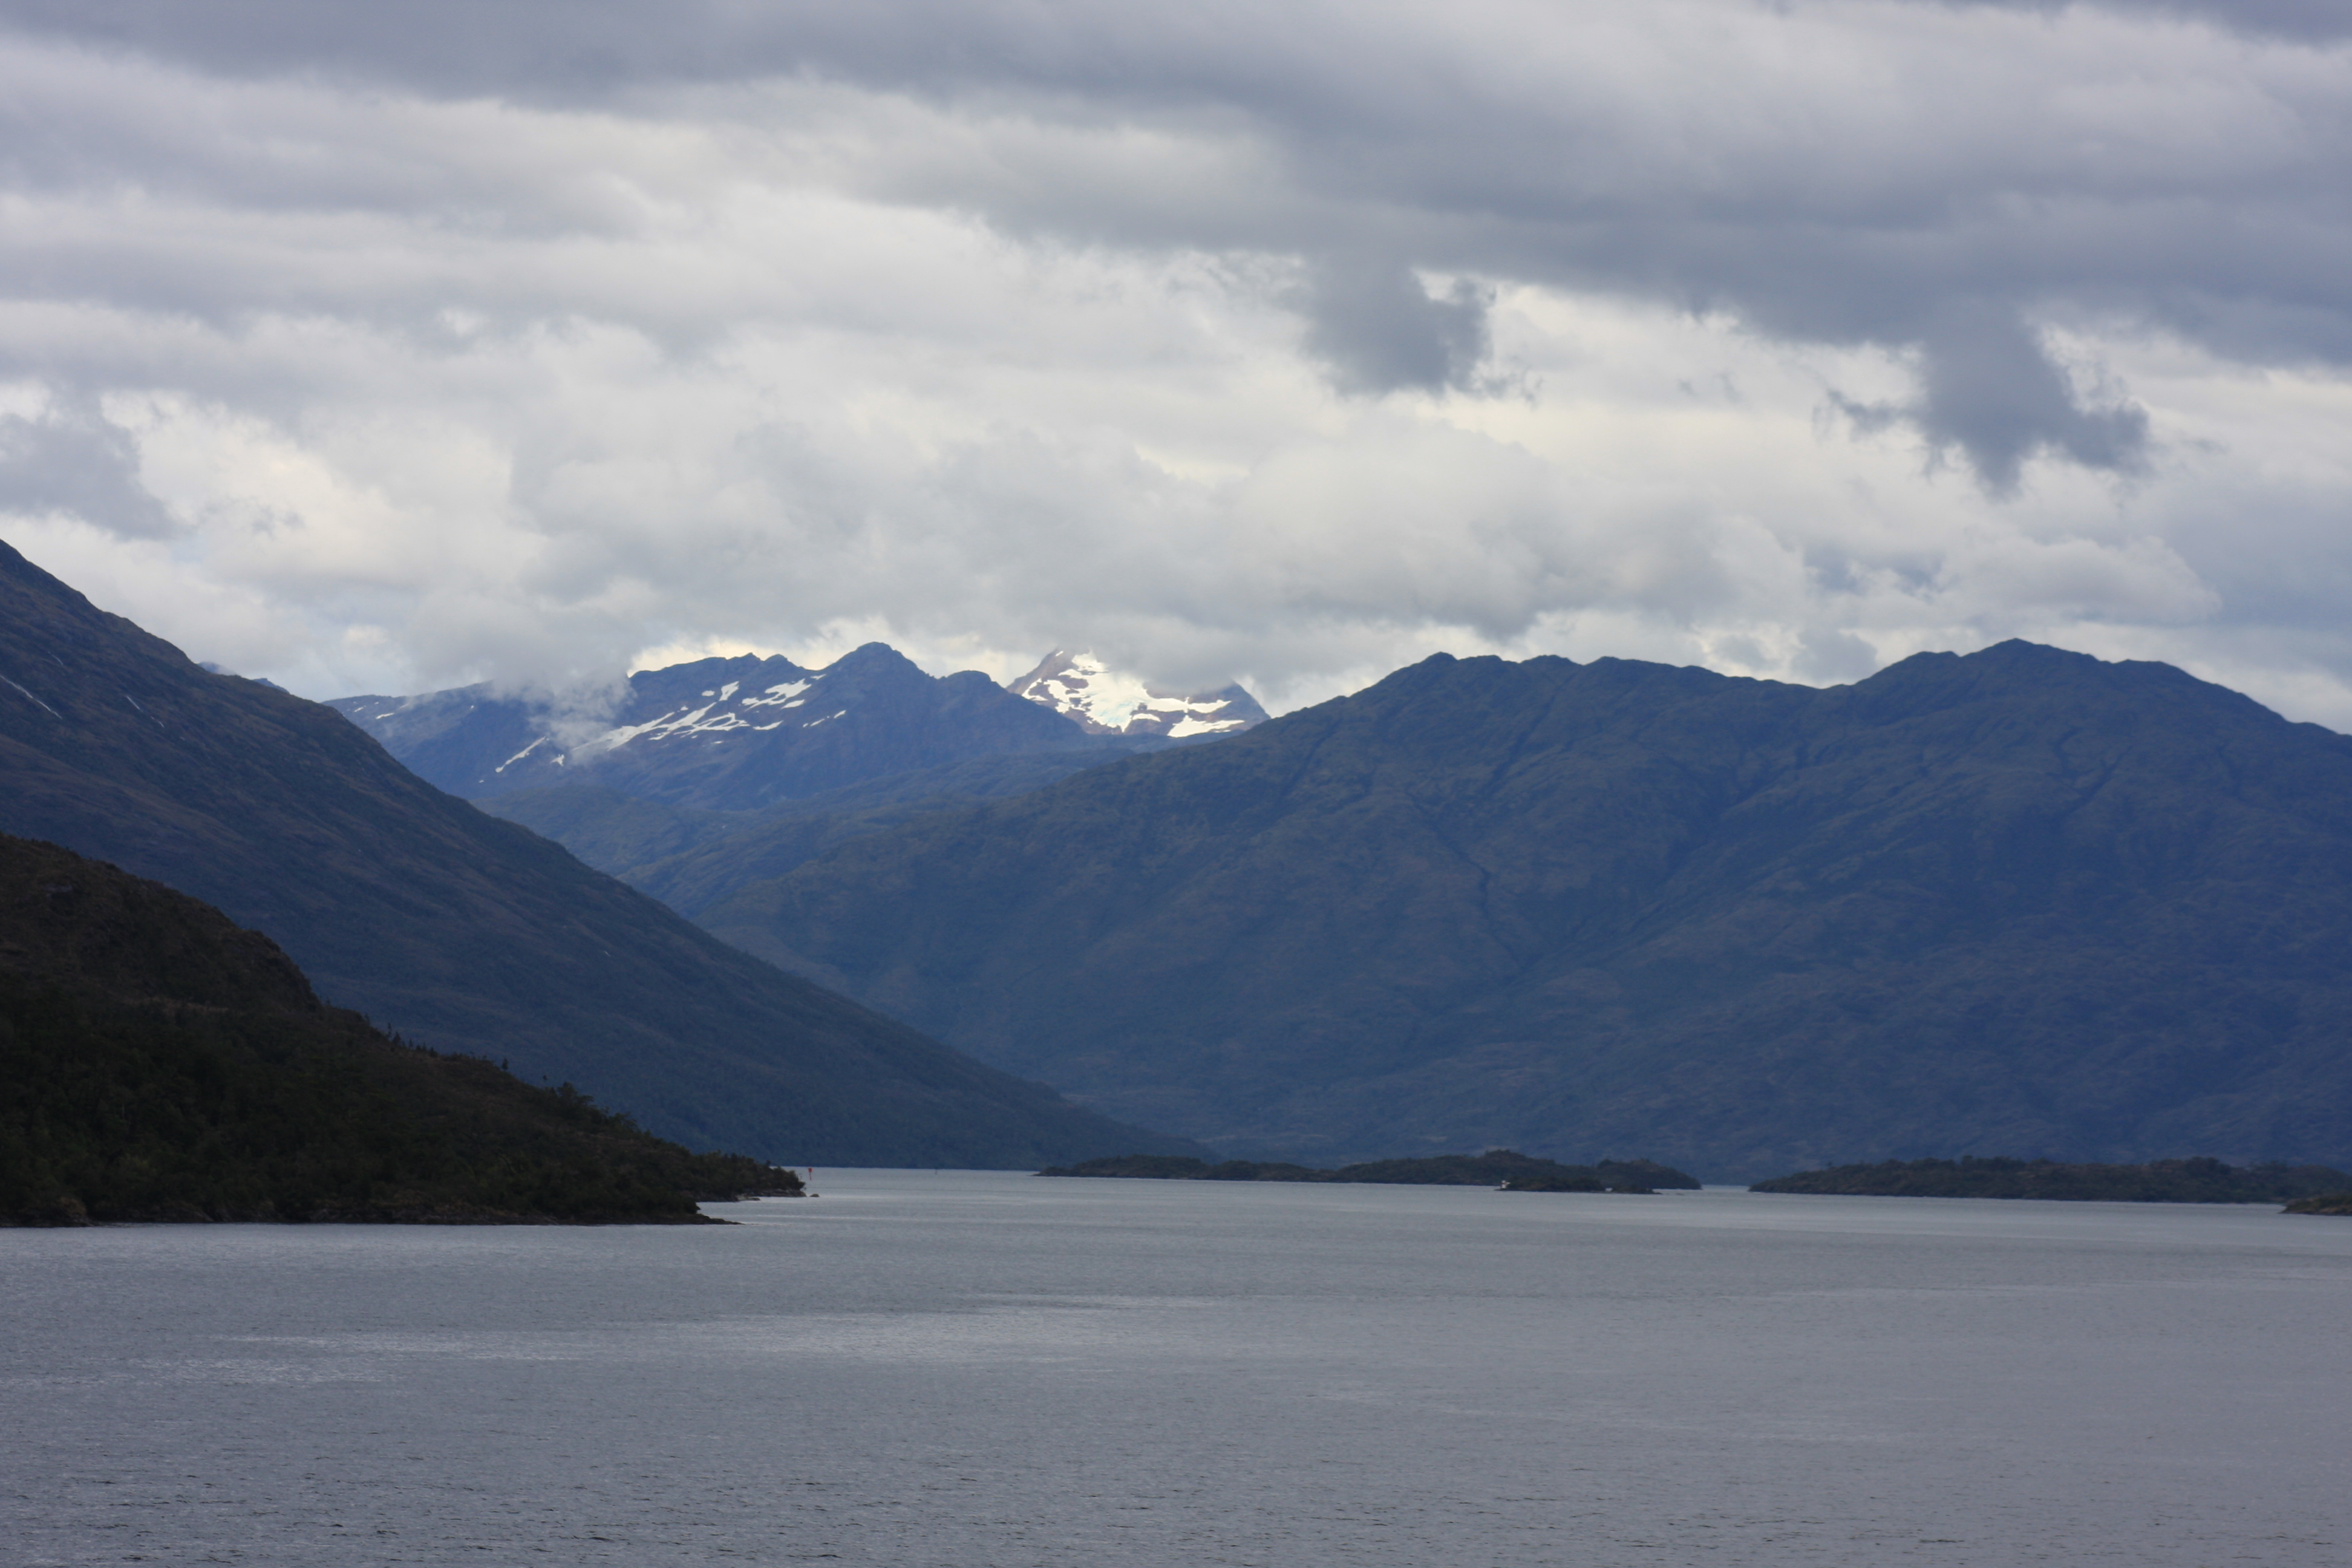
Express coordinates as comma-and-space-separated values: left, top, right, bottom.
1749, 1155, 2350, 1204
0, 833, 801, 1226
1037, 1149, 1697, 1192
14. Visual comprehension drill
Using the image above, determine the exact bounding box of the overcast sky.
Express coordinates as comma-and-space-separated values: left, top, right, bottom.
1, 0, 2348, 720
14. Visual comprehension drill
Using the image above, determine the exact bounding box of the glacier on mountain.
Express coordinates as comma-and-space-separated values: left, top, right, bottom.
1005, 650, 1268, 739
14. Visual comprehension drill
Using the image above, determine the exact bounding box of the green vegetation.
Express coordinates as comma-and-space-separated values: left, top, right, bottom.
1749, 1155, 2351, 1203
0, 980, 799, 1225
1036, 1149, 1697, 1191
0, 833, 799, 1226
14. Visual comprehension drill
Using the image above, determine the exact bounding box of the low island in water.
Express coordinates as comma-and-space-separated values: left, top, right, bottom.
1749, 1155, 2351, 1206
2283, 1192, 2352, 1215
1038, 1149, 1699, 1192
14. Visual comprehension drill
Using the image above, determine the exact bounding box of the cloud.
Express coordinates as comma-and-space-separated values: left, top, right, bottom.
1832, 301, 2151, 494
1952, 2, 2352, 44
0, 396, 177, 538
1295, 260, 1495, 396
0, 1, 2346, 726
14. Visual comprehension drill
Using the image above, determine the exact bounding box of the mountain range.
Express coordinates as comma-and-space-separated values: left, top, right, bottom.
328, 644, 1106, 809
340, 645, 1271, 923
0, 540, 1194, 1168
676, 643, 2352, 1180
17, 528, 2348, 1182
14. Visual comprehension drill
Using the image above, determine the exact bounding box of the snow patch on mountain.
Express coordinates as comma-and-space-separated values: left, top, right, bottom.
1007, 650, 1268, 738
332, 641, 1097, 807
495, 736, 548, 773
740, 681, 811, 708
567, 671, 829, 757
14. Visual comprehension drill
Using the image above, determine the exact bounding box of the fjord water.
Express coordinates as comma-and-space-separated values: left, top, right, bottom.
5, 1175, 2345, 1566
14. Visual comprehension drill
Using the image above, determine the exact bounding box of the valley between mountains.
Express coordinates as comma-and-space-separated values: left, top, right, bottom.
11, 528, 2352, 1184
0, 541, 1189, 1170
344, 615, 2352, 1183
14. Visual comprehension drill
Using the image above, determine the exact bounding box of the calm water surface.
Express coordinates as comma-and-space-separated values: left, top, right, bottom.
4, 1172, 2347, 1566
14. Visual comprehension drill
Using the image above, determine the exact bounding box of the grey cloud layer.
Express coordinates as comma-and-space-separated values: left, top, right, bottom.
0, 400, 174, 538
0, 1, 2345, 725
7, 1, 2345, 485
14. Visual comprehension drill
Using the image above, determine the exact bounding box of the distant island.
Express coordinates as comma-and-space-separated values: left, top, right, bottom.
1749, 1155, 2351, 1204
1037, 1149, 1699, 1192
0, 834, 801, 1226
2283, 1192, 2352, 1216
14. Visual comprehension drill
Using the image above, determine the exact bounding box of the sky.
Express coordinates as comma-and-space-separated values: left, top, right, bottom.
0, 0, 2348, 721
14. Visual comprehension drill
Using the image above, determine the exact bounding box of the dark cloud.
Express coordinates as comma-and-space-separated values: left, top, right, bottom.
1296, 260, 1493, 396
13, 1, 2345, 94
0, 0, 2346, 727
0, 1, 696, 96
1832, 300, 2150, 494
0, 402, 176, 538
2, 2, 2344, 490
1913, 303, 2148, 491
1948, 1, 2352, 43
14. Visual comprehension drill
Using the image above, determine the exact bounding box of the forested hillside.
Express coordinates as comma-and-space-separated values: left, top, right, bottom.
0, 834, 800, 1224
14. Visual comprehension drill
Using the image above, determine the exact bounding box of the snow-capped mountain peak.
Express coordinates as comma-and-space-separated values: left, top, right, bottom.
1006, 650, 1268, 739
329, 642, 1082, 808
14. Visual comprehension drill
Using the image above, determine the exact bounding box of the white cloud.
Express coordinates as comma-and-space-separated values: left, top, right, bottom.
0, 1, 2347, 725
